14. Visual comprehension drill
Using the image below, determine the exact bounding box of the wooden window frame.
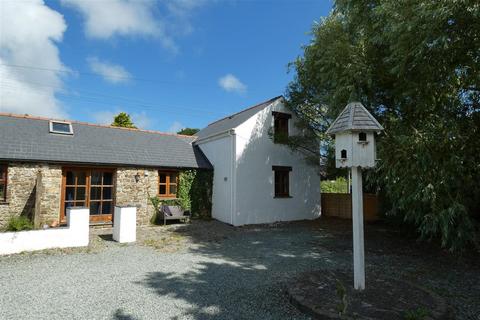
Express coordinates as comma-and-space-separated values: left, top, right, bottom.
0, 164, 7, 203
273, 166, 292, 198
60, 167, 116, 224
272, 111, 291, 144
158, 170, 179, 198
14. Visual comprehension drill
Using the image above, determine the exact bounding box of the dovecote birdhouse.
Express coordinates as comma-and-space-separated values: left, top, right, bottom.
326, 102, 384, 168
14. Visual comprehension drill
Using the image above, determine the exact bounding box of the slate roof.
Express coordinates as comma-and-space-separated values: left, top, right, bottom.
196, 96, 283, 140
0, 114, 212, 169
326, 102, 384, 135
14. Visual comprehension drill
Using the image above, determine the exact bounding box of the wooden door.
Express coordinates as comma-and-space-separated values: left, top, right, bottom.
60, 168, 115, 224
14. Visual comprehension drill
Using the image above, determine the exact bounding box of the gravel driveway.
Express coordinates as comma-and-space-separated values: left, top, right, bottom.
0, 219, 478, 320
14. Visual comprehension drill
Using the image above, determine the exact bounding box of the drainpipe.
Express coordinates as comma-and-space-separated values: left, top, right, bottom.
230, 129, 236, 226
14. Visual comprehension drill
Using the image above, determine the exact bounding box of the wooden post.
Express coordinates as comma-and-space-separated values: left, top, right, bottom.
351, 166, 365, 290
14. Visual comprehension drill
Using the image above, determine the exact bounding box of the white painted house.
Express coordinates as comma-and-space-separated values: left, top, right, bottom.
195, 96, 321, 226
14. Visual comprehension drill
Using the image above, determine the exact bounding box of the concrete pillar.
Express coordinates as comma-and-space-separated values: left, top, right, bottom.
351, 166, 365, 290
113, 206, 136, 243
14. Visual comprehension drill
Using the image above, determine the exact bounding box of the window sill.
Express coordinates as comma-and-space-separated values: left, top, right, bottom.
274, 195, 292, 199
0, 201, 8, 205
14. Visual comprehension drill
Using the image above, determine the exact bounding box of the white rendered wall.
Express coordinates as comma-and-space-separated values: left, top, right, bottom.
113, 206, 136, 243
196, 134, 234, 225
0, 207, 89, 255
233, 100, 321, 226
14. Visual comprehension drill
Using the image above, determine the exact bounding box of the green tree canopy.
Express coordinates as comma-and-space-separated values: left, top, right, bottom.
177, 128, 200, 136
111, 112, 137, 129
286, 0, 479, 251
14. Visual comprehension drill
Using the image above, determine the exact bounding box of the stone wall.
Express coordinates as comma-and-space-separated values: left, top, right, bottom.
0, 163, 62, 229
116, 168, 159, 225
0, 163, 170, 229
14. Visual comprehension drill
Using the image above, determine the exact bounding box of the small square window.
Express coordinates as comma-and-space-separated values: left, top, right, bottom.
49, 121, 73, 135
158, 170, 178, 197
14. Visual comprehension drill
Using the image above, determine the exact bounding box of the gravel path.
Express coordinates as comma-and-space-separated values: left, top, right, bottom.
0, 219, 478, 320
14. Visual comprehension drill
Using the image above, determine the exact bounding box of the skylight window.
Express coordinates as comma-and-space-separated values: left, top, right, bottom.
49, 121, 73, 135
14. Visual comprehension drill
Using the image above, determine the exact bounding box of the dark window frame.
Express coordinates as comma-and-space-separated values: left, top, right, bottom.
158, 170, 179, 198
272, 112, 291, 144
273, 166, 292, 198
0, 164, 7, 202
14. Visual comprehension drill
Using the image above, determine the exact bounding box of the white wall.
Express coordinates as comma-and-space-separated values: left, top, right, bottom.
196, 133, 234, 224
0, 207, 89, 255
234, 100, 321, 226
113, 206, 136, 243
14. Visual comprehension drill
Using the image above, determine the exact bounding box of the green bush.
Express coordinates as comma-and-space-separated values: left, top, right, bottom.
321, 177, 348, 193
6, 216, 34, 232
149, 169, 213, 224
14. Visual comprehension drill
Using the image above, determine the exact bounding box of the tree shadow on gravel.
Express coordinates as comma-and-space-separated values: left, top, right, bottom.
137, 218, 480, 319
112, 309, 139, 320
137, 220, 338, 319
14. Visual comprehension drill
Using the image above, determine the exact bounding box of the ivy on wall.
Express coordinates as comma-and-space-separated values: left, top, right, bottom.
178, 169, 213, 218
149, 169, 213, 223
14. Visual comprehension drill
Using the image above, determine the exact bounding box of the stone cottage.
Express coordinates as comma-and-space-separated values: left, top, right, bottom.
0, 114, 211, 228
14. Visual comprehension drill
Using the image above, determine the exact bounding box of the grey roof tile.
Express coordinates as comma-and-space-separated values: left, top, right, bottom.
196, 96, 283, 140
0, 114, 212, 169
326, 102, 384, 135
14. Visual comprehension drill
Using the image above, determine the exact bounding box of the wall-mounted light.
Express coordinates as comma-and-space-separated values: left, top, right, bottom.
134, 173, 141, 183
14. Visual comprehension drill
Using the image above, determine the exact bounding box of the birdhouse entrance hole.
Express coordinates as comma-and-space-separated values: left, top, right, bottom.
359, 132, 367, 141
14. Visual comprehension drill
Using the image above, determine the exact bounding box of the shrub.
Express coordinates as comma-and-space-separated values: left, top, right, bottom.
321, 177, 348, 193
6, 216, 34, 232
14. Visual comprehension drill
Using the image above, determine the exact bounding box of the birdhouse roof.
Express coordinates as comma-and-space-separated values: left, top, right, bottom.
326, 102, 384, 135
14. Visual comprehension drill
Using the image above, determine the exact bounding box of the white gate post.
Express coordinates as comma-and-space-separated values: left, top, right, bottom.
113, 206, 136, 243
351, 166, 365, 290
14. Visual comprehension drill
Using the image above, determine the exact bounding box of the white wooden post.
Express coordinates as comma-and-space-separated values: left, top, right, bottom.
351, 166, 365, 290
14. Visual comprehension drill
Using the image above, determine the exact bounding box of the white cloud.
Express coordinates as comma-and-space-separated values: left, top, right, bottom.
168, 121, 184, 134
218, 74, 247, 94
62, 0, 159, 38
87, 57, 131, 84
91, 110, 152, 129
62, 0, 210, 52
0, 0, 68, 118
131, 111, 152, 129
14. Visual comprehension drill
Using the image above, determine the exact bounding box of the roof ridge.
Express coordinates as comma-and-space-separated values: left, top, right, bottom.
206, 95, 283, 127
326, 102, 383, 135
0, 112, 196, 139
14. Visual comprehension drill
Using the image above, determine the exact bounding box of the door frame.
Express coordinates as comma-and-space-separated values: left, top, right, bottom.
60, 167, 116, 224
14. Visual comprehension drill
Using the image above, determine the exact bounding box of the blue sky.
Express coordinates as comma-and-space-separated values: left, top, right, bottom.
0, 0, 332, 132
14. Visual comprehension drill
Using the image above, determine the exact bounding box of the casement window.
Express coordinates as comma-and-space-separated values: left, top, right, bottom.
272, 111, 291, 143
273, 166, 292, 198
158, 171, 178, 198
0, 165, 7, 202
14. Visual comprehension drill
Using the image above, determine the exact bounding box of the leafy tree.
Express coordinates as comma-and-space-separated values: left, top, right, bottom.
111, 112, 137, 128
177, 128, 200, 136
286, 0, 479, 250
